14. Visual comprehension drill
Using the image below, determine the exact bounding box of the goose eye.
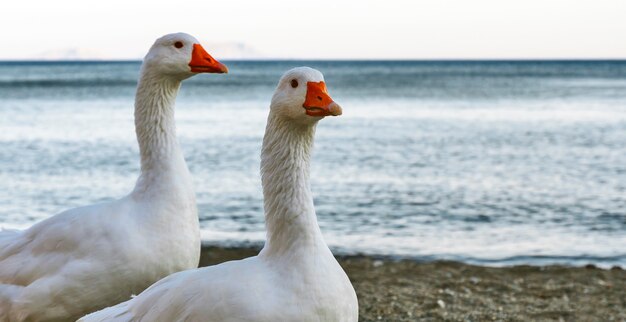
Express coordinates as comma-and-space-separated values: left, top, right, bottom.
174, 41, 184, 49
290, 79, 298, 88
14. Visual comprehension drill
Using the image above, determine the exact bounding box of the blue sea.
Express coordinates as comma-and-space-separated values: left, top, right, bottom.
1, 60, 625, 267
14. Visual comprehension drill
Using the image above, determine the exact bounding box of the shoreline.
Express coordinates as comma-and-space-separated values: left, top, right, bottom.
200, 246, 626, 321
200, 241, 625, 269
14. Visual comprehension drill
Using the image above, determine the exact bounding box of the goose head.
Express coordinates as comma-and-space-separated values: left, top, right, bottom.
142, 32, 228, 80
270, 67, 342, 125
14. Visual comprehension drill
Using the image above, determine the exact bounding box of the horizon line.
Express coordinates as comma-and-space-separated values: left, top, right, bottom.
1, 58, 626, 63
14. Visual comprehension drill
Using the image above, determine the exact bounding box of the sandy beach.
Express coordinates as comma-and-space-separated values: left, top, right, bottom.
201, 246, 626, 322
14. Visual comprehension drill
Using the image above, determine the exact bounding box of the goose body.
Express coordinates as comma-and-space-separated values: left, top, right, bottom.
0, 33, 228, 321
80, 67, 358, 322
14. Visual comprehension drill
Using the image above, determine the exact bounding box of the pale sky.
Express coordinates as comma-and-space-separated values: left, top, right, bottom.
2, 0, 626, 60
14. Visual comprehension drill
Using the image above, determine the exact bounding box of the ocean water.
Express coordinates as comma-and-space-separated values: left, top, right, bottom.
1, 60, 625, 267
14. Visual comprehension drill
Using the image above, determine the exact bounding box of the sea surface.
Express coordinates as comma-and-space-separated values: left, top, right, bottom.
1, 60, 625, 267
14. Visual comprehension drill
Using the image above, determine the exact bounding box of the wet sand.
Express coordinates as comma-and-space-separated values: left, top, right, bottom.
200, 246, 626, 322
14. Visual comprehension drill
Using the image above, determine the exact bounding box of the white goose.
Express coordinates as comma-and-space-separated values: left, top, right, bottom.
79, 67, 358, 322
0, 33, 228, 321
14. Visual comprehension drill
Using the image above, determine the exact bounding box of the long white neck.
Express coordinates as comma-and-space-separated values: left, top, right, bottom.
131, 67, 191, 198
259, 113, 327, 257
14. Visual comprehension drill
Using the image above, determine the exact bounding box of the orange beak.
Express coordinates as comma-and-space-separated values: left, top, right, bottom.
303, 81, 342, 117
188, 43, 228, 74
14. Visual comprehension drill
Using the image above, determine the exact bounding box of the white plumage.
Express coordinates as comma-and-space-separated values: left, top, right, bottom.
79, 67, 358, 322
0, 32, 227, 321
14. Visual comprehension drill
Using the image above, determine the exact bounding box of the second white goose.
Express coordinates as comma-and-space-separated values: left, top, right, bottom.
79, 67, 358, 322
